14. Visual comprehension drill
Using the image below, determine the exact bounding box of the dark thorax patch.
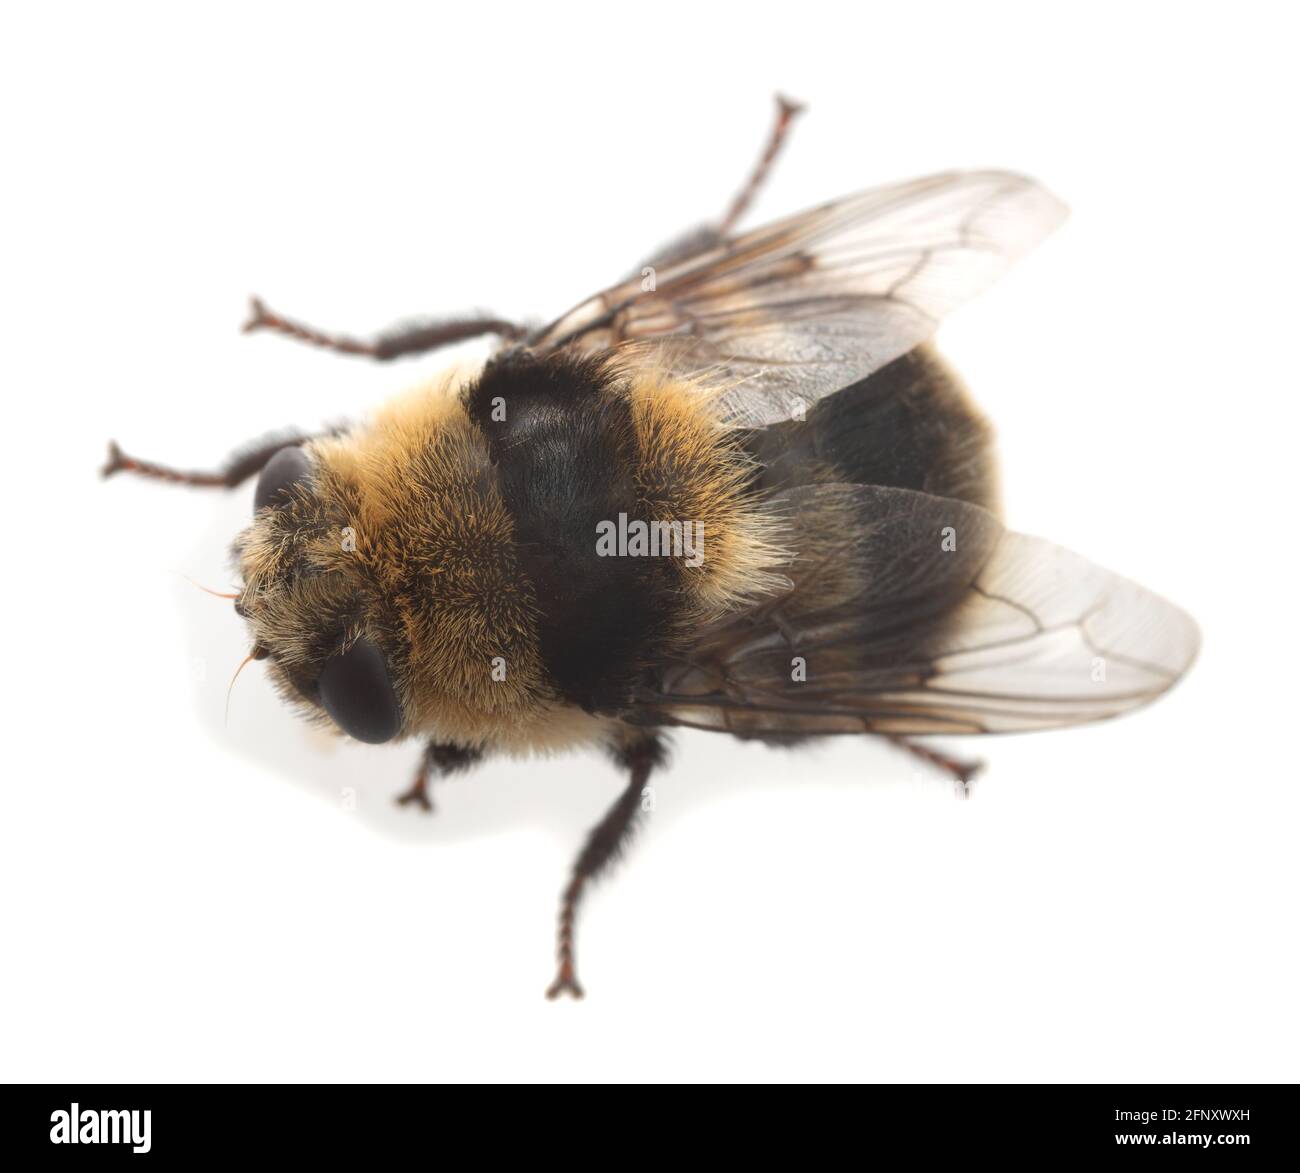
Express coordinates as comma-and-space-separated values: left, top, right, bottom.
464, 352, 678, 712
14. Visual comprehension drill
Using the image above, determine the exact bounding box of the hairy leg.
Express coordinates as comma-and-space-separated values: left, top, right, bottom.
546, 731, 667, 1000
396, 742, 484, 813
716, 93, 806, 238
886, 735, 985, 799
638, 93, 809, 271
242, 297, 525, 362
100, 430, 318, 489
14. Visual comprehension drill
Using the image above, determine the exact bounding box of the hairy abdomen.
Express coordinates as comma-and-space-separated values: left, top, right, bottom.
746, 344, 999, 514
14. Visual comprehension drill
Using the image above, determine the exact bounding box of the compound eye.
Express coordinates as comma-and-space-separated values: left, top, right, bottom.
254, 446, 312, 512
317, 636, 402, 744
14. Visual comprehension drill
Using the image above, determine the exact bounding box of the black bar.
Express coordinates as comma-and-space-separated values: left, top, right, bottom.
3, 1083, 1294, 1160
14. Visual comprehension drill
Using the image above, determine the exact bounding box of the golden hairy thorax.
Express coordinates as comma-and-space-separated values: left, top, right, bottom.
621, 370, 787, 613
238, 358, 789, 754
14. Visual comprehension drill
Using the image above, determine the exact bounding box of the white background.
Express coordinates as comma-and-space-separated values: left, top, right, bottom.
2, 2, 1296, 1083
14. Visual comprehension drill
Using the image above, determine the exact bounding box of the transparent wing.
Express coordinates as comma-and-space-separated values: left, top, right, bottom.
529, 171, 1068, 427
626, 485, 1199, 736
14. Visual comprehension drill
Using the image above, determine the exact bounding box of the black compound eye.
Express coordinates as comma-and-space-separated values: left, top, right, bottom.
254, 446, 313, 512
317, 636, 402, 744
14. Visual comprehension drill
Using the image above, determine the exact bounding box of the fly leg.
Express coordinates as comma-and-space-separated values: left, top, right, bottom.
886, 735, 985, 799
396, 743, 483, 813
640, 94, 806, 269
717, 93, 806, 238
100, 430, 319, 489
242, 297, 526, 362
546, 731, 666, 1000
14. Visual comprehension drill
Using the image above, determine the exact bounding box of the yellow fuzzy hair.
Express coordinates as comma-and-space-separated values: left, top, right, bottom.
624, 368, 788, 618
